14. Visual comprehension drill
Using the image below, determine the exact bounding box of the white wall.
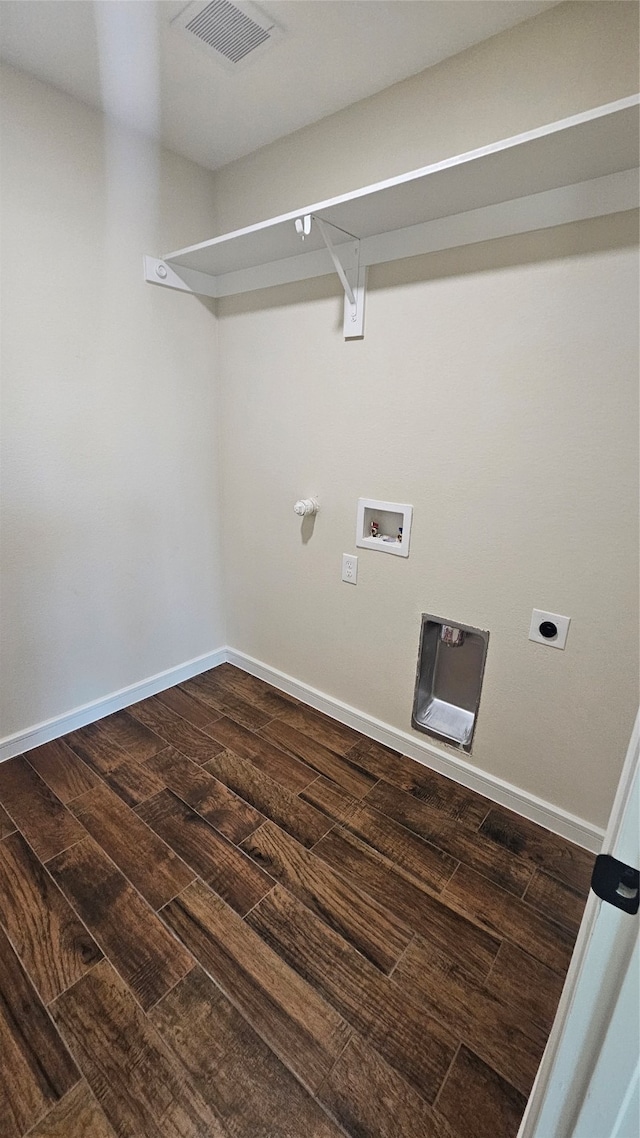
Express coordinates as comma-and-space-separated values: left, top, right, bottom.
0, 65, 225, 739
215, 2, 640, 830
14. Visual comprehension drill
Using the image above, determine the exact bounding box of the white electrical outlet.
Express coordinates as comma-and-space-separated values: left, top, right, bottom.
342, 553, 358, 584
529, 609, 571, 650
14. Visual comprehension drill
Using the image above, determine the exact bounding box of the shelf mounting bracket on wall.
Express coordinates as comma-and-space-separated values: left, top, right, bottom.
298, 214, 366, 339
143, 98, 639, 346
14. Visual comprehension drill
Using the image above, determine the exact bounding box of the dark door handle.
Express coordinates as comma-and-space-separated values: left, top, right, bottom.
591, 854, 639, 914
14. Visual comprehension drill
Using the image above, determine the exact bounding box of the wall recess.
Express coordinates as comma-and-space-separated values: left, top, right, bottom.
356, 498, 412, 557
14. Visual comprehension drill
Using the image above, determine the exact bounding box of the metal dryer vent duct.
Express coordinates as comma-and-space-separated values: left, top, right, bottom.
171, 0, 283, 68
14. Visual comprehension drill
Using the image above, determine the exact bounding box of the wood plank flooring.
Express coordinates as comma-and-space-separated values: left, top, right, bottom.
0, 663, 595, 1138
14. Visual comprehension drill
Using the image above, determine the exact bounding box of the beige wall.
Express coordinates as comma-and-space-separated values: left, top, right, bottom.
0, 65, 225, 737
216, 2, 640, 829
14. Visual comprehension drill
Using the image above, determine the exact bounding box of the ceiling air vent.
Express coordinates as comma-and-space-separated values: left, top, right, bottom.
171, 1, 283, 69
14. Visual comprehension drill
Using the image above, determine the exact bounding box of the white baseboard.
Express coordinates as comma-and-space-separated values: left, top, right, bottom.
1, 642, 605, 854
226, 648, 605, 854
0, 648, 227, 763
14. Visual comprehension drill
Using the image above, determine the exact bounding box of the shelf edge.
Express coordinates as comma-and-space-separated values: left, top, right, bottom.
168, 169, 638, 300
162, 95, 640, 264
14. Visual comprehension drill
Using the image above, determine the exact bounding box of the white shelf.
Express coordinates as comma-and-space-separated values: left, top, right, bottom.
145, 96, 639, 338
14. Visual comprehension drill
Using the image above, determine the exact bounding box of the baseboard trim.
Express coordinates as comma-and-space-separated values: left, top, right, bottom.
1, 643, 605, 853
227, 648, 605, 854
0, 648, 227, 763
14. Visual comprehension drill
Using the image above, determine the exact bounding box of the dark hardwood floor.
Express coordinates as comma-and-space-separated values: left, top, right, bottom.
0, 664, 595, 1138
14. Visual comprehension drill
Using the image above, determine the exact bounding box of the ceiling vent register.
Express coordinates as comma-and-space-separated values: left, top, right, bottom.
172, 0, 282, 68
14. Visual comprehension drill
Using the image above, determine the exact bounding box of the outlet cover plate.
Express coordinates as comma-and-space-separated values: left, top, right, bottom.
342, 553, 358, 584
529, 609, 571, 649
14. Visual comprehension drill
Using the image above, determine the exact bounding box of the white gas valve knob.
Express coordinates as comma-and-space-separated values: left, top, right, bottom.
293, 497, 319, 517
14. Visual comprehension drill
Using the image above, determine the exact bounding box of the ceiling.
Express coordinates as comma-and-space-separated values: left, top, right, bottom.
0, 0, 560, 171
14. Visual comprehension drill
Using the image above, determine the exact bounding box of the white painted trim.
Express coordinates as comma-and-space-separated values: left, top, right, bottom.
226, 648, 604, 853
517, 710, 640, 1138
0, 648, 227, 762
2, 642, 605, 853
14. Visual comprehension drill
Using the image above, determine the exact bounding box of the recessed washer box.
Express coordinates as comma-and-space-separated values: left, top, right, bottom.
356, 499, 412, 557
412, 615, 489, 752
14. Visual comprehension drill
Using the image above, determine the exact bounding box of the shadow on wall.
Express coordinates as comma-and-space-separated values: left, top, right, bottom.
300, 513, 318, 545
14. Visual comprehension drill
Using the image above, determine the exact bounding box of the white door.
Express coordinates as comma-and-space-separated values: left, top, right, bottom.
518, 712, 639, 1138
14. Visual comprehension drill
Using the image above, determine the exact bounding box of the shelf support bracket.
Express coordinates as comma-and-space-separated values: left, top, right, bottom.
313, 216, 356, 306
300, 215, 366, 339
143, 255, 219, 298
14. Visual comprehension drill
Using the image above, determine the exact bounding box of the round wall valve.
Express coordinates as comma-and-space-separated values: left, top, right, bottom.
293, 497, 319, 517
539, 621, 558, 639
